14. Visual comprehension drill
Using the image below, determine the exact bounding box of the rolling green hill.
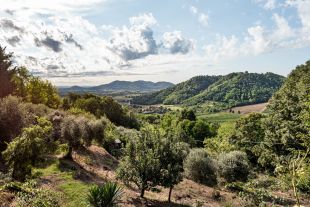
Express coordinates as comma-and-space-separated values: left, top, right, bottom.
132, 72, 285, 108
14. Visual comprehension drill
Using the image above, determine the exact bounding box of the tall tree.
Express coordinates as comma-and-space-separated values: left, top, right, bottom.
261, 61, 310, 171
0, 46, 16, 98
158, 134, 189, 202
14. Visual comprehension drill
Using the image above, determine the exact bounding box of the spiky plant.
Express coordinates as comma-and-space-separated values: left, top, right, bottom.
87, 182, 123, 207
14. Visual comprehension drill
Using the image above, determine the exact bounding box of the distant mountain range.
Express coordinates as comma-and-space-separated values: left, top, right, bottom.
132, 72, 285, 108
58, 80, 174, 95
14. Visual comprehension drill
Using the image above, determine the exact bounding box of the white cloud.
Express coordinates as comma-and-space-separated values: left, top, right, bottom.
190, 6, 198, 14
108, 14, 158, 61
255, 0, 277, 10
246, 25, 270, 55
162, 31, 194, 54
0, 0, 106, 14
129, 13, 157, 27
0, 5, 198, 83
189, 5, 209, 27
199, 13, 209, 27
271, 14, 294, 40
204, 35, 239, 62
203, 2, 310, 64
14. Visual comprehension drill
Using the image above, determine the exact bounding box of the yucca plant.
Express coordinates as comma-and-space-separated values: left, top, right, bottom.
87, 182, 123, 207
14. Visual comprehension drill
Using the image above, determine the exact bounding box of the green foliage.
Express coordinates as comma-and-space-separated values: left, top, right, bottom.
2, 117, 53, 181
0, 96, 52, 155
132, 72, 285, 110
230, 113, 265, 164
87, 182, 123, 207
185, 72, 284, 107
14, 180, 60, 207
296, 164, 310, 193
183, 148, 217, 186
132, 75, 221, 105
0, 96, 25, 150
0, 47, 61, 108
2, 180, 60, 207
204, 122, 236, 155
59, 114, 106, 158
181, 109, 196, 121
218, 151, 250, 182
158, 135, 190, 201
116, 127, 161, 197
64, 93, 139, 129
117, 126, 190, 200
259, 61, 310, 171
24, 76, 61, 108
177, 119, 216, 147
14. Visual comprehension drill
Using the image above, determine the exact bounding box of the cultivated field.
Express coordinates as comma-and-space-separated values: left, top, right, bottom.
227, 103, 268, 114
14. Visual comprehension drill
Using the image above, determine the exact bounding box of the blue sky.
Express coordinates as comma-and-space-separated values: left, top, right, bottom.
0, 0, 309, 86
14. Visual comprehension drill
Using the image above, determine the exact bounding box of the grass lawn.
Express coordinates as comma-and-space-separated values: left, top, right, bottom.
34, 160, 92, 207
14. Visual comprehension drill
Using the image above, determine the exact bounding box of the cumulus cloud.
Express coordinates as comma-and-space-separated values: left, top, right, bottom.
129, 13, 157, 27
108, 13, 158, 61
162, 31, 194, 54
203, 3, 310, 64
0, 19, 24, 32
35, 36, 63, 52
0, 5, 195, 82
286, 0, 310, 35
6, 36, 21, 46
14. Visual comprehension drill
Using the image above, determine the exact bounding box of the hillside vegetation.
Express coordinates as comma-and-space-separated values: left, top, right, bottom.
132, 72, 285, 109
0, 45, 309, 207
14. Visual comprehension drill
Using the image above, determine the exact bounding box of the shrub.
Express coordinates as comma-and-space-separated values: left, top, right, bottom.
5, 180, 60, 207
0, 96, 25, 149
184, 148, 217, 186
87, 182, 123, 207
297, 165, 310, 193
218, 151, 249, 182
2, 117, 53, 181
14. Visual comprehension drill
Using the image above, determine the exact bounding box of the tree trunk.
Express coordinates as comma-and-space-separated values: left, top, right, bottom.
292, 162, 301, 207
168, 186, 173, 202
140, 188, 145, 198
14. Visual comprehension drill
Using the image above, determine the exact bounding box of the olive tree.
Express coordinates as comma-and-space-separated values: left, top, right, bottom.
116, 128, 161, 198
158, 135, 190, 202
184, 148, 217, 186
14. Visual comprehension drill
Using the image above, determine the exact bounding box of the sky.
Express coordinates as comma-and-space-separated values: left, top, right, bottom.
0, 0, 309, 86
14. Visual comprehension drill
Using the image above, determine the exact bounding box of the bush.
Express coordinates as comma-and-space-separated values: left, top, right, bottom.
87, 182, 123, 207
0, 96, 25, 149
218, 151, 249, 182
6, 180, 60, 207
2, 117, 53, 181
297, 165, 310, 193
184, 148, 217, 186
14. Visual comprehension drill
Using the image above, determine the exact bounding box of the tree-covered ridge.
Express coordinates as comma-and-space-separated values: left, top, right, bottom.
132, 72, 285, 108
132, 75, 221, 105
58, 80, 174, 95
